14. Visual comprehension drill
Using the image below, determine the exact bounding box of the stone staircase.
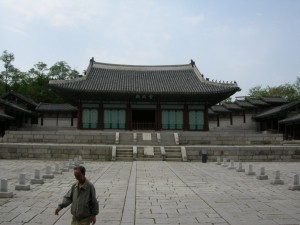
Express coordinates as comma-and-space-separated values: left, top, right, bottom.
116, 146, 133, 161
164, 146, 182, 161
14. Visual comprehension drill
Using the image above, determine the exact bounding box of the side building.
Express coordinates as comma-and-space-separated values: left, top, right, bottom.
49, 59, 241, 131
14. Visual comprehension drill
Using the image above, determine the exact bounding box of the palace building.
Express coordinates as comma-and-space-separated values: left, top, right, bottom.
49, 59, 241, 131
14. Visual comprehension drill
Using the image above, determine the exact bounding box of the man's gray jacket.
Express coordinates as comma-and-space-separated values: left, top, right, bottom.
58, 179, 99, 220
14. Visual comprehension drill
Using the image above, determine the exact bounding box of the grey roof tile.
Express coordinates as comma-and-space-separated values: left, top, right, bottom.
246, 98, 269, 106
50, 61, 240, 96
254, 100, 300, 120
0, 112, 14, 120
235, 100, 256, 108
36, 103, 77, 112
211, 105, 231, 114
260, 96, 288, 104
223, 103, 243, 111
278, 113, 300, 124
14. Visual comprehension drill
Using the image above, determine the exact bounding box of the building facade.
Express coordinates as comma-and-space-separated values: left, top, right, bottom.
49, 59, 241, 131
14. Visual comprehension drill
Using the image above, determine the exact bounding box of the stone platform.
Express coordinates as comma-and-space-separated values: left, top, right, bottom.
0, 160, 299, 225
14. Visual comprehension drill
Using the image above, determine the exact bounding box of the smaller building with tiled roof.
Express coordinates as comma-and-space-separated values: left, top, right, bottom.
260, 96, 288, 105
253, 100, 300, 134
35, 103, 77, 128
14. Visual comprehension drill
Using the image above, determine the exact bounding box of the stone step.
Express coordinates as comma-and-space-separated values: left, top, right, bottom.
116, 157, 133, 161
165, 157, 182, 161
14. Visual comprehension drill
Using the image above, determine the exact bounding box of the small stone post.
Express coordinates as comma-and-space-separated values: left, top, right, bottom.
78, 156, 84, 164
288, 175, 300, 190
31, 169, 44, 184
221, 158, 228, 167
216, 156, 221, 165
245, 164, 256, 175
257, 167, 268, 180
69, 159, 74, 169
53, 163, 62, 175
15, 174, 31, 190
0, 179, 13, 198
227, 160, 235, 170
270, 171, 284, 185
42, 166, 54, 179
61, 162, 69, 172
236, 162, 245, 172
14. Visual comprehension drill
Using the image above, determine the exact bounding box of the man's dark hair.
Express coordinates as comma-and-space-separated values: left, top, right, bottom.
74, 166, 86, 175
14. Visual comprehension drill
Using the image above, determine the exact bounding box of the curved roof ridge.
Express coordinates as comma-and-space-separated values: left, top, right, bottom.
92, 61, 193, 71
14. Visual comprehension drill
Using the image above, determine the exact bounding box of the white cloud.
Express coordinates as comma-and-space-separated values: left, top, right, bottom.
3, 26, 28, 36
0, 0, 108, 28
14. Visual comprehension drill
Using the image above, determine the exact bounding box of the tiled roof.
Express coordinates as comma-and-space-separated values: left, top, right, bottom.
1, 91, 38, 107
235, 100, 256, 108
0, 112, 14, 120
210, 105, 231, 114
223, 103, 243, 111
260, 96, 288, 104
254, 100, 300, 120
279, 113, 300, 124
208, 108, 217, 115
36, 103, 77, 112
246, 98, 269, 106
50, 60, 240, 104
0, 98, 33, 114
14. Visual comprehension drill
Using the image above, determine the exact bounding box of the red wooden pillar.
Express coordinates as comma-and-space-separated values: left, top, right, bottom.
204, 102, 209, 131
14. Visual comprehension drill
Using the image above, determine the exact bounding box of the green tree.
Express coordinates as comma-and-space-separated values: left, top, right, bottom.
48, 61, 80, 80
295, 76, 300, 97
248, 82, 299, 102
27, 62, 64, 103
0, 50, 15, 92
248, 85, 268, 98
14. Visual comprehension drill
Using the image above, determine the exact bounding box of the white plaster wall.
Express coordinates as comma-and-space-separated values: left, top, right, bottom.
37, 118, 76, 127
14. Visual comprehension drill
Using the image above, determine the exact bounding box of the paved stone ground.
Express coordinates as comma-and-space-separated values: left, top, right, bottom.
0, 160, 299, 225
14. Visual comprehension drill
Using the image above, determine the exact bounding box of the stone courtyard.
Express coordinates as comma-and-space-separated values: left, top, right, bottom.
0, 160, 299, 225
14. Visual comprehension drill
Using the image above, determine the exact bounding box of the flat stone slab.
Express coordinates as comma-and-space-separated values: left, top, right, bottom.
0, 160, 299, 225
15, 184, 30, 190
0, 191, 13, 198
144, 146, 154, 156
142, 133, 151, 141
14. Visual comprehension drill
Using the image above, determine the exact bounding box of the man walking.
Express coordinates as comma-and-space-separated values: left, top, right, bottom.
55, 166, 99, 225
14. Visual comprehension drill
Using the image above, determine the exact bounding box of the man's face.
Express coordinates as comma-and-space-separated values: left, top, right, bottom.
74, 169, 84, 181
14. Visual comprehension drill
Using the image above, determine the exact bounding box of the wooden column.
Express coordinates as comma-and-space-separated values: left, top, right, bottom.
217, 115, 220, 127
230, 113, 233, 125
243, 110, 246, 123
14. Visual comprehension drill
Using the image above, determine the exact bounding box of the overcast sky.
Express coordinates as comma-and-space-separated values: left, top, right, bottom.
0, 0, 299, 98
